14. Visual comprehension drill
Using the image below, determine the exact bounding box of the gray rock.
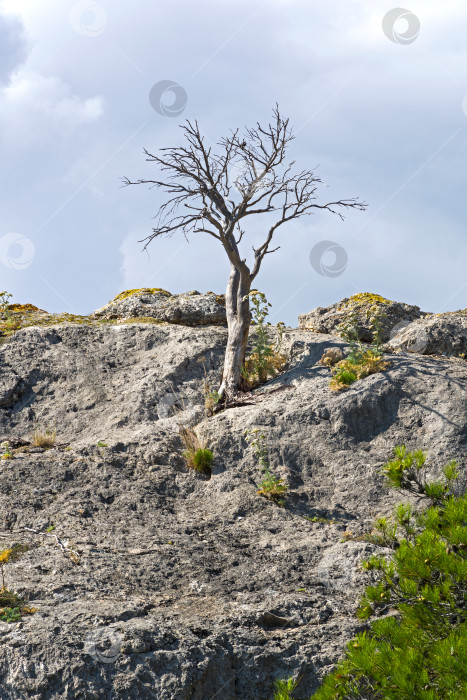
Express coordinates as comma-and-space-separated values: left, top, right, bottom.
0, 319, 466, 698
0, 367, 24, 407
298, 293, 423, 342
92, 288, 226, 326
385, 310, 467, 357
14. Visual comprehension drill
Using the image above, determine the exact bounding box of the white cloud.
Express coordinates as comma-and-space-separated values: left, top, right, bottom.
0, 5, 28, 84
0, 68, 105, 140
1, 0, 467, 319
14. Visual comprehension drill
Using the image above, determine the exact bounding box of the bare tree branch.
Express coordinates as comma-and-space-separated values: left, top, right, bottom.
123, 106, 368, 398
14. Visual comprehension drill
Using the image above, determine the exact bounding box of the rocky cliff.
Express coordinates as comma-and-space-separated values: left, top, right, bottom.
0, 291, 466, 699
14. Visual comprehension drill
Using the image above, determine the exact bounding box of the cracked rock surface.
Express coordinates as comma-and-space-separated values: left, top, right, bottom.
0, 321, 466, 698
385, 309, 467, 357
92, 289, 226, 326
298, 294, 423, 342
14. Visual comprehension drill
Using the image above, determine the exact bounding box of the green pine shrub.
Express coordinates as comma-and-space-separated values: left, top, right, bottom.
310, 446, 467, 699
273, 676, 299, 699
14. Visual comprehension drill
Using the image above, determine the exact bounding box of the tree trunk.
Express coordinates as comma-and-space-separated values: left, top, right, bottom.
219, 262, 251, 400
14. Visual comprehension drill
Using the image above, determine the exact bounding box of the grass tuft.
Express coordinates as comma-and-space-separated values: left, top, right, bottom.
32, 427, 56, 449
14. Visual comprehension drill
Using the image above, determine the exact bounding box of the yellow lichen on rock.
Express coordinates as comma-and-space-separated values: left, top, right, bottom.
340, 293, 392, 309
113, 288, 172, 302
8, 303, 44, 314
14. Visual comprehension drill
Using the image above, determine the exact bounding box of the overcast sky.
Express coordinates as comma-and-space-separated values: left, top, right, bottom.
1, 0, 466, 325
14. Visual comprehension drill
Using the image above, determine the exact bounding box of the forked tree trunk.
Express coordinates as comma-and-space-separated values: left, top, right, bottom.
219, 262, 251, 400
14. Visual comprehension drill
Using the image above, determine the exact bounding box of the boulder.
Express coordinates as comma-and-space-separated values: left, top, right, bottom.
92, 288, 226, 326
385, 309, 467, 357
298, 292, 423, 342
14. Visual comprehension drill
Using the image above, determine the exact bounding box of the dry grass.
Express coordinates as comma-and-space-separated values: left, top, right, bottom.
32, 427, 56, 448
241, 350, 288, 390
319, 347, 344, 367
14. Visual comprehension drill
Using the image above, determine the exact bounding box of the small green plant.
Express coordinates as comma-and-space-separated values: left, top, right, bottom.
245, 428, 269, 470
0, 441, 13, 460
328, 309, 389, 391
0, 291, 13, 329
96, 441, 108, 447
305, 515, 340, 524
0, 548, 12, 590
338, 304, 386, 358
245, 428, 288, 506
205, 388, 221, 414
0, 606, 22, 623
241, 291, 287, 389
0, 291, 12, 315
0, 291, 22, 336
380, 444, 459, 506
0, 544, 30, 589
192, 448, 214, 473
310, 447, 467, 699
202, 368, 222, 416
180, 427, 213, 474
32, 427, 56, 448
0, 545, 35, 623
257, 471, 288, 505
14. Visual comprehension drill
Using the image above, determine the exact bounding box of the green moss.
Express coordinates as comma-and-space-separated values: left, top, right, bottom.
112, 288, 172, 302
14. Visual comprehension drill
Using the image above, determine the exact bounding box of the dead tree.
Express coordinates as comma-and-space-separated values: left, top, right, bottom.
123, 106, 367, 401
